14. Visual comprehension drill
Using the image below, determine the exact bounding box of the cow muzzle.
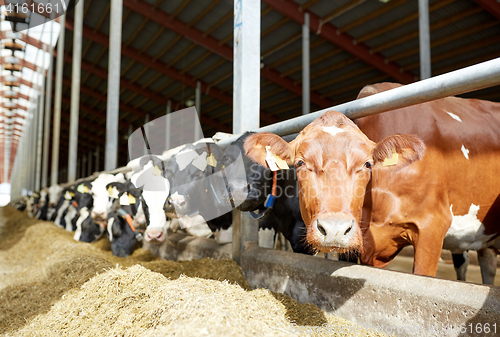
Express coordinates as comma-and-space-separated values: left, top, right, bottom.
145, 229, 165, 243
309, 213, 359, 253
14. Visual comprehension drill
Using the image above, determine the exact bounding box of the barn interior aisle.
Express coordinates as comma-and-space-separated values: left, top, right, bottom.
0, 207, 385, 337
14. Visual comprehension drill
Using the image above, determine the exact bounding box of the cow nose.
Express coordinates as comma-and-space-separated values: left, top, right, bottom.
145, 230, 164, 242
316, 218, 354, 237
48, 202, 56, 208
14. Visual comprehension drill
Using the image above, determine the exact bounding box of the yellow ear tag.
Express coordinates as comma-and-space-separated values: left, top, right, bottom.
274, 155, 289, 170
152, 165, 161, 176
120, 193, 130, 206
265, 146, 279, 171
128, 194, 136, 204
108, 186, 119, 199
77, 184, 85, 193
83, 186, 89, 194
64, 191, 72, 200
206, 153, 217, 167
107, 186, 113, 196
383, 149, 399, 167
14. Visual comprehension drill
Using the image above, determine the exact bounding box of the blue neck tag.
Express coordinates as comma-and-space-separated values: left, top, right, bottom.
264, 194, 275, 208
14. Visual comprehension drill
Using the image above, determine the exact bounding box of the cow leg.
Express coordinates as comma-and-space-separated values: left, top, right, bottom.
477, 248, 497, 285
452, 251, 469, 281
413, 232, 444, 276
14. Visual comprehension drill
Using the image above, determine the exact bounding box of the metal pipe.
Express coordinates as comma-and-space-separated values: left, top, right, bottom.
68, 0, 84, 182
105, 0, 123, 171
51, 13, 65, 186
88, 150, 92, 176
419, 0, 431, 79
302, 12, 310, 115
217, 57, 500, 148
42, 18, 55, 188
95, 145, 100, 172
195, 81, 202, 141
165, 100, 171, 150
35, 53, 47, 191
232, 0, 261, 264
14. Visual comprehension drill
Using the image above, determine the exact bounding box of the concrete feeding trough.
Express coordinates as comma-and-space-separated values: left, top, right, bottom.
157, 231, 499, 337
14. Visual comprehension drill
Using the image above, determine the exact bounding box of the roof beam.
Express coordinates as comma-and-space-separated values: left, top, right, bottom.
262, 0, 415, 84
474, 0, 500, 21
122, 0, 333, 108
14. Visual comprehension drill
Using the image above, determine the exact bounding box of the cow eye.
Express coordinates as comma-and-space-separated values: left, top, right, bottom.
364, 161, 372, 169
296, 160, 305, 167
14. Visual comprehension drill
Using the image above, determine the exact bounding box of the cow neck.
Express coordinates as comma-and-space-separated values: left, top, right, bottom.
249, 170, 278, 220
206, 145, 222, 205
117, 208, 144, 241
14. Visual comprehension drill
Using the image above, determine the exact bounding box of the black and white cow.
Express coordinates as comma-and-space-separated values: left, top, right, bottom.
105, 181, 146, 257
222, 132, 313, 254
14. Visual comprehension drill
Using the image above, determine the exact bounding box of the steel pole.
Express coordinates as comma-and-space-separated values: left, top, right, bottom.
302, 12, 310, 115
51, 13, 65, 186
232, 0, 261, 264
419, 0, 431, 79
42, 18, 55, 188
68, 0, 84, 183
35, 54, 47, 192
165, 100, 171, 150
105, 0, 123, 171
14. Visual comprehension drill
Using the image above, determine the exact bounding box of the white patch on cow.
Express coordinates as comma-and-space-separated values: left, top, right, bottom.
142, 189, 169, 232
175, 149, 199, 171
192, 138, 214, 146
445, 111, 462, 122
259, 228, 276, 249
461, 145, 469, 160
321, 126, 345, 137
169, 218, 181, 232
213, 226, 233, 244
65, 205, 77, 231
107, 217, 115, 242
73, 207, 90, 241
39, 190, 48, 206
161, 144, 186, 160
191, 151, 208, 171
179, 214, 212, 238
91, 173, 125, 216
444, 204, 495, 253
48, 184, 63, 205
55, 200, 70, 227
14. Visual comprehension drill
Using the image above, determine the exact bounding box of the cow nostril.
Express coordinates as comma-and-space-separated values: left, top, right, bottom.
344, 225, 352, 235
317, 223, 327, 236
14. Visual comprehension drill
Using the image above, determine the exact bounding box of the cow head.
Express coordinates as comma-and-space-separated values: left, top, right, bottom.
47, 184, 63, 208
245, 111, 427, 256
90, 173, 126, 221
132, 156, 171, 243
244, 111, 375, 253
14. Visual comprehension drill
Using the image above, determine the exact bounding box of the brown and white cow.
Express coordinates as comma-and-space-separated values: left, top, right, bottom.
245, 83, 500, 279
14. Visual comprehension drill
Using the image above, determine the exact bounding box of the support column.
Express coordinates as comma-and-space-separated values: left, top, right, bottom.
419, 0, 431, 79
88, 150, 92, 176
232, 0, 261, 264
302, 12, 310, 115
105, 0, 123, 171
95, 145, 100, 172
143, 114, 149, 155
51, 13, 65, 186
35, 51, 47, 191
194, 81, 202, 140
42, 18, 55, 188
68, 0, 84, 182
165, 100, 171, 150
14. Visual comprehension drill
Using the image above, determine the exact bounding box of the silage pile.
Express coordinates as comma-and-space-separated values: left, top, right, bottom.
0, 207, 386, 337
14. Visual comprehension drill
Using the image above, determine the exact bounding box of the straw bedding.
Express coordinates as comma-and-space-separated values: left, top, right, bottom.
0, 207, 385, 337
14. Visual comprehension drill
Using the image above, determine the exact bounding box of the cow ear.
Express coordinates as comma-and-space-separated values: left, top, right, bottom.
244, 132, 294, 168
373, 134, 426, 167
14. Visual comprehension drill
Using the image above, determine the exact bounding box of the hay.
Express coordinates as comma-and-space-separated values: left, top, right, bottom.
0, 207, 386, 337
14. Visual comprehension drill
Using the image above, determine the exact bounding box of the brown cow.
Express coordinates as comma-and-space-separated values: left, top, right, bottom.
244, 83, 500, 280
